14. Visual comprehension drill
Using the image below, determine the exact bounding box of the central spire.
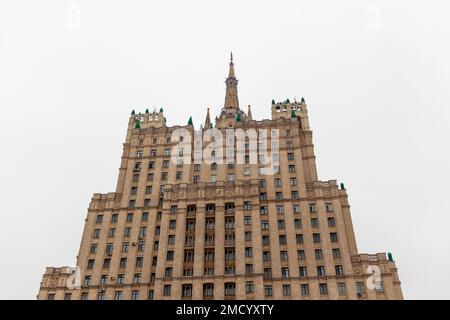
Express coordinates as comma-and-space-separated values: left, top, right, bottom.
224, 52, 239, 110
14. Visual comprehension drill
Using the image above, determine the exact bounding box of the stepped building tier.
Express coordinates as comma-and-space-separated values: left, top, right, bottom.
38, 55, 403, 300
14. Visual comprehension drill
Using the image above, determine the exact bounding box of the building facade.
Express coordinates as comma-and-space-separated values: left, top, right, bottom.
37, 56, 403, 300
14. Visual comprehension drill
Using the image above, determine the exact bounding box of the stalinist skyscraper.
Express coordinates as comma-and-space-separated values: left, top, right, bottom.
38, 55, 403, 300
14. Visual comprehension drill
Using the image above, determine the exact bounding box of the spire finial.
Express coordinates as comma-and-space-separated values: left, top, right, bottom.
224, 52, 239, 110
230, 51, 233, 63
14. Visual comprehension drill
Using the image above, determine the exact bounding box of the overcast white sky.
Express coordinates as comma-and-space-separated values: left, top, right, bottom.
0, 0, 449, 299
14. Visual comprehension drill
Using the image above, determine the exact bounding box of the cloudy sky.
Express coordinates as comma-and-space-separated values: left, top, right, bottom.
0, 0, 449, 299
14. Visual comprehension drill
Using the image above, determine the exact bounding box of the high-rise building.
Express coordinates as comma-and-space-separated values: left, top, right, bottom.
37, 55, 403, 300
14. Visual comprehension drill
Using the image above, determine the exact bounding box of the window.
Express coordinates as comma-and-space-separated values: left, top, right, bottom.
260, 206, 268, 215
245, 264, 253, 275
297, 250, 305, 260
147, 173, 154, 181
137, 150, 144, 157
168, 235, 175, 244
225, 219, 234, 229
276, 205, 285, 214
87, 259, 95, 269
311, 218, 319, 228
96, 215, 103, 224
203, 284, 214, 298
317, 266, 326, 277
119, 258, 127, 269
281, 267, 289, 278
155, 226, 160, 235
151, 241, 156, 250
148, 290, 154, 300
111, 213, 118, 223
280, 250, 288, 261
291, 191, 299, 199
278, 220, 285, 229
261, 221, 269, 230
134, 273, 141, 283
134, 162, 141, 171
224, 283, 235, 296
328, 217, 336, 227
176, 171, 182, 180
90, 244, 98, 253
124, 227, 131, 237
170, 205, 177, 214
163, 285, 171, 296
184, 250, 194, 262
148, 161, 155, 169
182, 284, 193, 298
97, 292, 105, 300
279, 235, 287, 245
142, 212, 149, 221
264, 285, 273, 297
93, 229, 100, 238
333, 248, 341, 259
150, 149, 157, 157
47, 294, 55, 300
128, 200, 135, 208
275, 178, 282, 187
117, 274, 124, 284
259, 180, 267, 188
134, 258, 142, 268
139, 226, 147, 237
338, 283, 347, 295
299, 266, 308, 277
245, 231, 252, 241
144, 199, 151, 208
133, 174, 140, 182
169, 220, 176, 229
162, 160, 169, 168
244, 201, 252, 210
293, 204, 301, 213
126, 213, 133, 222
80, 292, 88, 300
275, 192, 283, 200
64, 293, 72, 300
326, 203, 334, 212
282, 285, 291, 296
288, 165, 296, 173
263, 251, 271, 261
330, 232, 338, 242
314, 249, 323, 260
106, 243, 113, 254
356, 282, 366, 295
296, 234, 304, 244
260, 192, 267, 201
246, 281, 254, 294
300, 284, 309, 296
294, 219, 302, 229
84, 276, 92, 285
165, 267, 173, 278
108, 228, 116, 237
210, 175, 217, 182
161, 172, 168, 180
166, 251, 174, 261
335, 265, 344, 276
262, 235, 270, 245
245, 247, 253, 257
319, 283, 328, 295
313, 233, 321, 243
244, 216, 251, 225
287, 152, 294, 161
289, 177, 297, 186
309, 203, 317, 213
131, 290, 140, 300
264, 268, 272, 279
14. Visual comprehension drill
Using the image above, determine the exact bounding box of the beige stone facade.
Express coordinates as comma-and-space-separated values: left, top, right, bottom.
37, 56, 403, 300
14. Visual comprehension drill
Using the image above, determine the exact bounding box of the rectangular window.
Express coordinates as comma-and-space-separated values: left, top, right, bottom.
300, 284, 309, 296
319, 283, 328, 295
330, 232, 338, 242
317, 266, 326, 277
333, 248, 341, 259
299, 266, 308, 277
296, 234, 304, 244
294, 219, 302, 229
297, 250, 305, 260
282, 285, 291, 296
315, 249, 323, 260
279, 235, 287, 245
265, 285, 273, 297
96, 215, 103, 224
182, 284, 193, 298
328, 217, 336, 227
131, 290, 139, 300
338, 283, 347, 295
313, 233, 321, 243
